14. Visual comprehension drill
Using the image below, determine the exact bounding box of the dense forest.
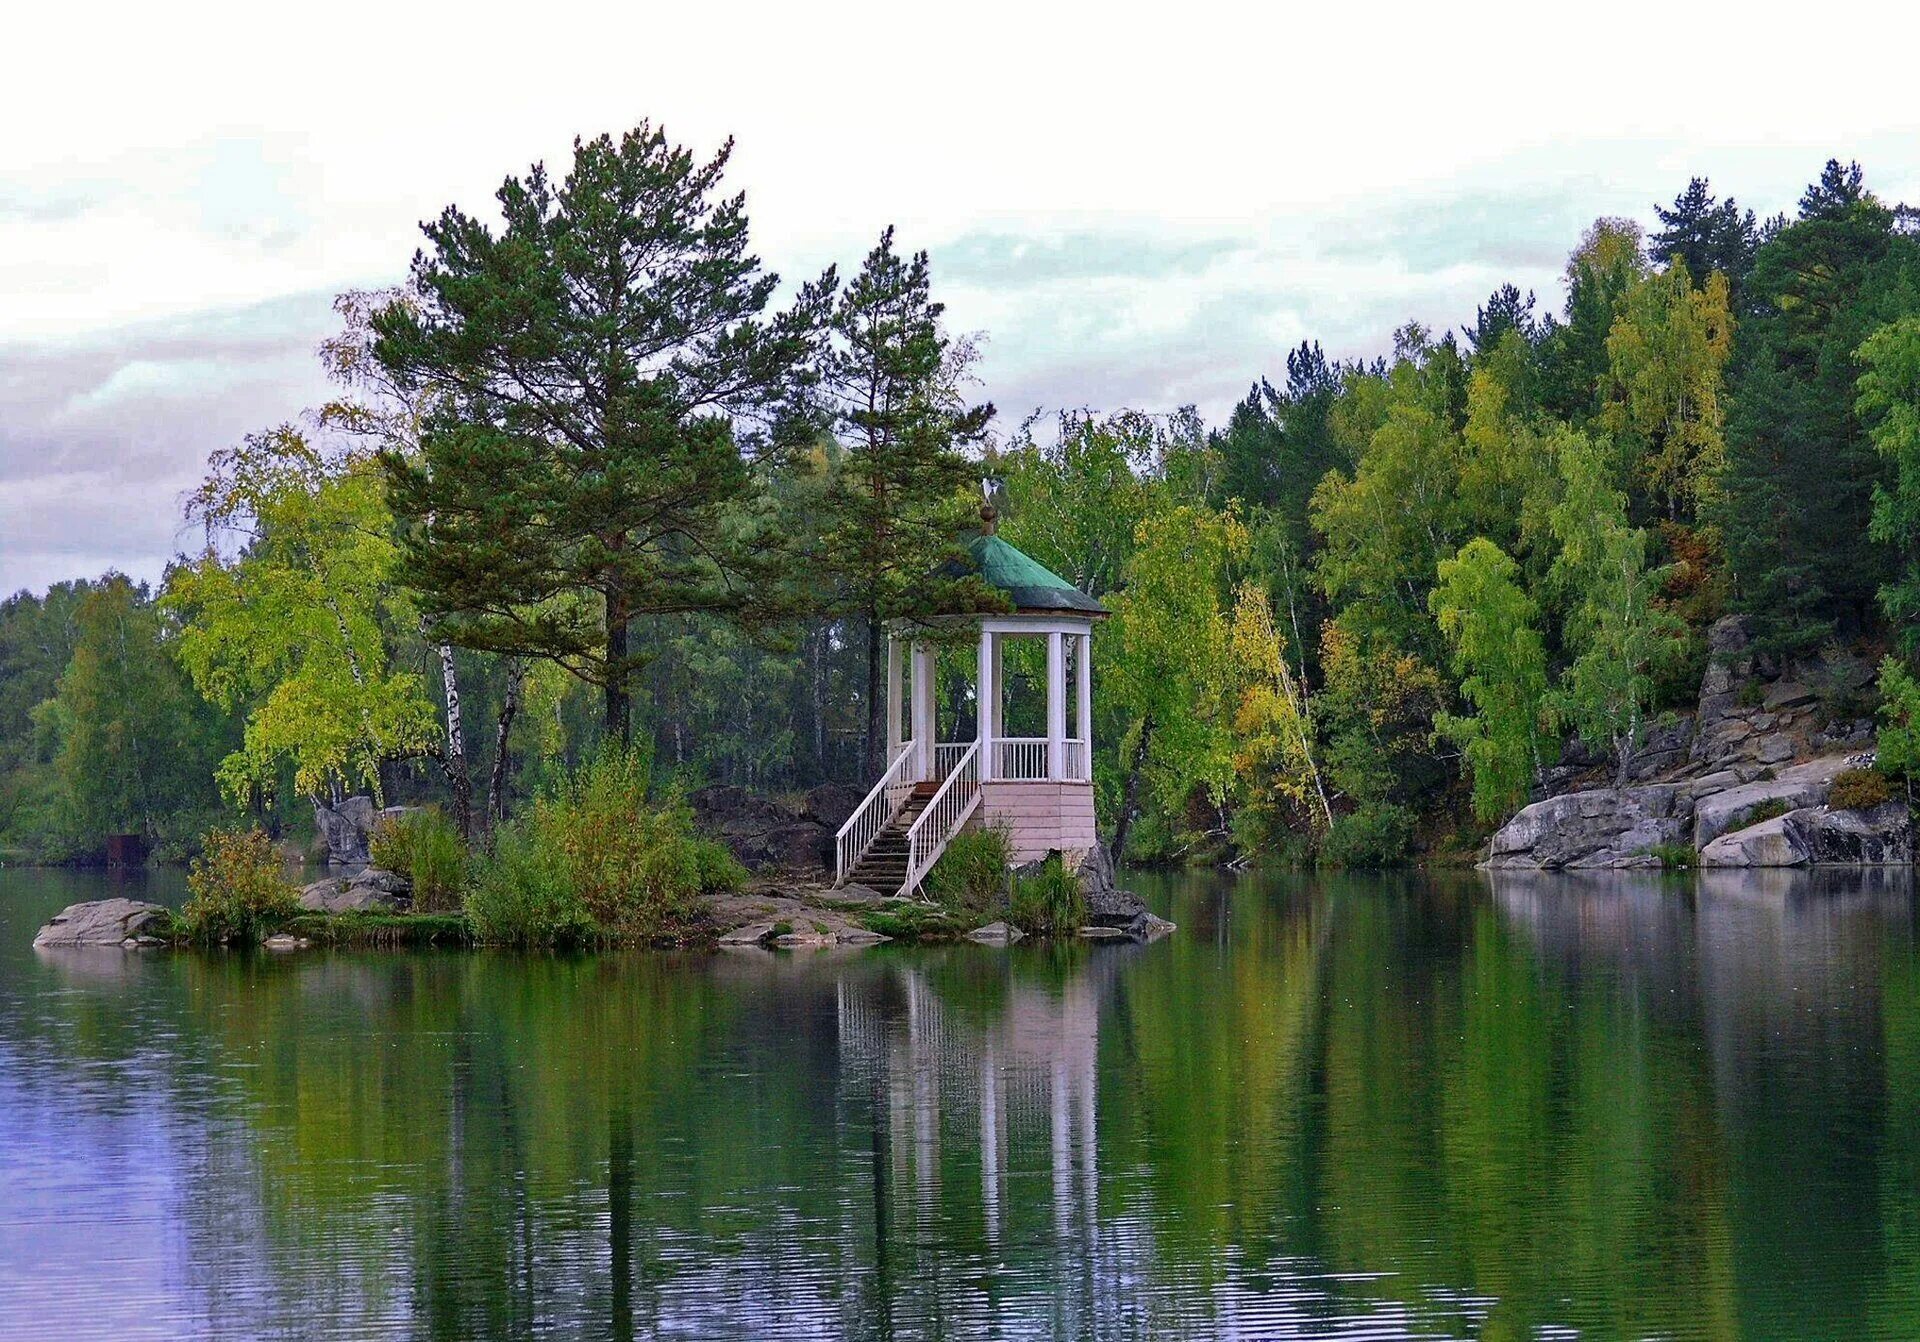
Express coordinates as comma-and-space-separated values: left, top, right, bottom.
5, 131, 1920, 869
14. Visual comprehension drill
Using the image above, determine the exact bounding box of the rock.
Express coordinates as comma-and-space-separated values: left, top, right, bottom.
1801, 802, 1912, 864
966, 921, 1024, 945
836, 928, 892, 946
1621, 716, 1695, 783
1077, 925, 1130, 941
313, 796, 377, 866
1691, 756, 1850, 849
1763, 681, 1818, 712
299, 872, 406, 914
1753, 733, 1796, 765
262, 934, 311, 951
801, 782, 866, 829
717, 923, 775, 946
33, 899, 168, 948
1485, 785, 1687, 869
758, 822, 832, 871
1699, 812, 1810, 867
773, 928, 836, 948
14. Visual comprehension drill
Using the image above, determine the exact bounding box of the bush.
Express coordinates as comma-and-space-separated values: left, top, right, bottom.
463, 744, 743, 945
370, 807, 468, 911
464, 829, 594, 948
922, 824, 1012, 917
1738, 798, 1792, 828
1320, 803, 1415, 869
180, 828, 298, 945
1647, 842, 1697, 869
1011, 854, 1086, 936
1829, 768, 1895, 811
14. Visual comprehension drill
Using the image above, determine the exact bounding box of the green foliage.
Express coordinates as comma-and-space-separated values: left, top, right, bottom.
1858, 316, 1920, 648
1010, 855, 1086, 937
369, 808, 468, 913
464, 744, 742, 945
464, 828, 595, 948
1876, 657, 1920, 785
1739, 798, 1793, 829
1320, 803, 1415, 869
180, 828, 298, 946
922, 823, 1012, 918
1830, 768, 1895, 811
1646, 842, 1697, 869
166, 426, 436, 807
1719, 160, 1920, 655
374, 123, 831, 743
1431, 538, 1552, 821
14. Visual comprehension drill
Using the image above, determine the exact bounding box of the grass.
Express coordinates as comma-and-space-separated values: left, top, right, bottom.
1647, 842, 1697, 869
858, 903, 971, 942
281, 911, 473, 947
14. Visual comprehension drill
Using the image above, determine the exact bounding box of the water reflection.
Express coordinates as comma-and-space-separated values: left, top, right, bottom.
2, 867, 1919, 1339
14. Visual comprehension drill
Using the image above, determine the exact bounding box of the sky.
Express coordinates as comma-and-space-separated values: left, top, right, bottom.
4, 0, 1919, 596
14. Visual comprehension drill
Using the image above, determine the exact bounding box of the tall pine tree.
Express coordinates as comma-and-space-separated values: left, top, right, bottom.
374, 124, 831, 743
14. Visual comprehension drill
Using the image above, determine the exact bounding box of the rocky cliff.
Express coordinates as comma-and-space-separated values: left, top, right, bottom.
1486, 616, 1903, 870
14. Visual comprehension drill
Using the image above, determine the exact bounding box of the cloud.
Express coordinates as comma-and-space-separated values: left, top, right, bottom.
0, 292, 336, 596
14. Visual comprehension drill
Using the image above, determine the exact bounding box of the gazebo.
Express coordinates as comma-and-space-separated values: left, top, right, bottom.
835, 514, 1108, 897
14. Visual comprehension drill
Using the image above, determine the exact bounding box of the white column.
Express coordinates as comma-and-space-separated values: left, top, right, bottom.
912, 641, 936, 779
990, 636, 1005, 741
1046, 629, 1066, 780
885, 636, 903, 763
1075, 632, 1093, 781
977, 627, 995, 780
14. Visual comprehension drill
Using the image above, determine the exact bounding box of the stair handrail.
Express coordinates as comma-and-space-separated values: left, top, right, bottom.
835, 743, 915, 885
902, 739, 982, 900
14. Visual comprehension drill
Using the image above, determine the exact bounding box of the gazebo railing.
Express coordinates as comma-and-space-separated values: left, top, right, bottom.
904, 740, 981, 900
932, 742, 973, 781
835, 744, 914, 885
990, 737, 1090, 782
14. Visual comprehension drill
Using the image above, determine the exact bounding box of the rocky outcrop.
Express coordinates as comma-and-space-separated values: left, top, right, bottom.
299, 867, 411, 913
690, 785, 839, 872
1486, 785, 1686, 869
1691, 756, 1850, 848
1700, 801, 1912, 867
33, 899, 169, 948
1043, 843, 1175, 940
1486, 754, 1864, 869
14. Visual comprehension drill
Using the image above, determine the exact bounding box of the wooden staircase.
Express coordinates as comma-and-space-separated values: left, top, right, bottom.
844, 785, 936, 894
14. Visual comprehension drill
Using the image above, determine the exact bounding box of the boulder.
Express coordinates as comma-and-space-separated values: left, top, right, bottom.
717, 922, 775, 946
1763, 681, 1817, 712
1699, 812, 1809, 867
1801, 802, 1912, 864
1485, 785, 1686, 869
966, 921, 1024, 945
314, 796, 377, 866
1691, 756, 1849, 849
33, 899, 169, 948
801, 782, 866, 829
1621, 716, 1695, 784
299, 868, 408, 914
757, 822, 832, 871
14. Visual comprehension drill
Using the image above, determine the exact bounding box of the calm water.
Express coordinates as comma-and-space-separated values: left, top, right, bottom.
3, 866, 1919, 1340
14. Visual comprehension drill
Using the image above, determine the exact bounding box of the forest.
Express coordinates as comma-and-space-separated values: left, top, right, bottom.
5, 130, 1920, 872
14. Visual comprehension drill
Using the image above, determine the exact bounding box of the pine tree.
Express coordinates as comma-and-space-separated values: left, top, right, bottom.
374, 124, 832, 743
1647, 177, 1759, 310
814, 227, 997, 773
1719, 160, 1919, 654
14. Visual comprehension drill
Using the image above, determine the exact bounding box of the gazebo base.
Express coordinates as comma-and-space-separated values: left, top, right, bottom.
977, 780, 1097, 863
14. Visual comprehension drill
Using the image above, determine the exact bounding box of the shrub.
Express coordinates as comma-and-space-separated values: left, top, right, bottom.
369, 807, 468, 911
1829, 768, 1895, 811
464, 829, 594, 948
464, 744, 741, 945
1647, 842, 1697, 869
1320, 803, 1414, 869
1738, 798, 1792, 829
1011, 854, 1086, 936
180, 828, 298, 945
922, 824, 1012, 917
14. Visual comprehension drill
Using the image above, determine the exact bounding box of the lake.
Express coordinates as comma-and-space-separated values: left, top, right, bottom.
3, 865, 1918, 1340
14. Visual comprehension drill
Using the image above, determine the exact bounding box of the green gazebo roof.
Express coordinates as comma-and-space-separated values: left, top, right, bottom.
964, 533, 1107, 616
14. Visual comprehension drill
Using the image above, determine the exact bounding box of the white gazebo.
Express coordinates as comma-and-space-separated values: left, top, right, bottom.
835, 519, 1107, 897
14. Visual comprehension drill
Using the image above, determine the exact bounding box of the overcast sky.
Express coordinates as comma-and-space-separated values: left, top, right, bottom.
4, 0, 1919, 596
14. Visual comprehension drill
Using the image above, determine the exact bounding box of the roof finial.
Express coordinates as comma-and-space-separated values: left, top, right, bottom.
979, 475, 1000, 536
